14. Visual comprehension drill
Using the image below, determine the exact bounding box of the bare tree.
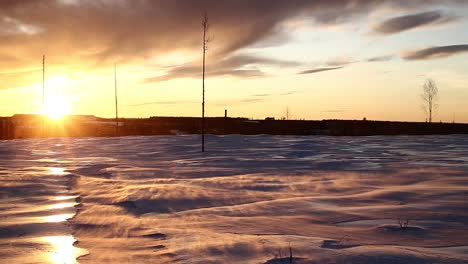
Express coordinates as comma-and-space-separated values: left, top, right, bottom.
421, 78, 438, 123
201, 12, 211, 152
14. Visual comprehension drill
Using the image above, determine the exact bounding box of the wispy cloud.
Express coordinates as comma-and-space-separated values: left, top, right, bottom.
240, 98, 265, 103
1, 0, 467, 77
280, 90, 301, 96
326, 56, 355, 67
366, 55, 394, 62
146, 54, 298, 82
372, 10, 458, 35
298, 67, 343, 75
402, 44, 468, 60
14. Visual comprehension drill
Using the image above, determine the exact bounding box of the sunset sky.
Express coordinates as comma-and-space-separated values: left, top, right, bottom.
1, 0, 467, 122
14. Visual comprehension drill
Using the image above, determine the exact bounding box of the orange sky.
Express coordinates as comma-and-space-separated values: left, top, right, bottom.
1, 1, 467, 122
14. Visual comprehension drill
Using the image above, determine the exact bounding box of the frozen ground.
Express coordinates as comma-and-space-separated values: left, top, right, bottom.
0, 135, 467, 263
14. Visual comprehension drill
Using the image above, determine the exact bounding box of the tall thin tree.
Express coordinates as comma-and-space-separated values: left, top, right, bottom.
421, 78, 438, 123
41, 55, 45, 137
114, 63, 119, 136
201, 12, 210, 152
42, 55, 45, 116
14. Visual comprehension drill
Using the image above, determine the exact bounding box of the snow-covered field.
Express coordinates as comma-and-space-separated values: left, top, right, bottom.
1, 135, 467, 264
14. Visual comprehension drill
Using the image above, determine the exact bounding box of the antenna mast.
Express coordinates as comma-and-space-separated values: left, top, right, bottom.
41, 55, 45, 137
42, 55, 45, 115
114, 64, 119, 136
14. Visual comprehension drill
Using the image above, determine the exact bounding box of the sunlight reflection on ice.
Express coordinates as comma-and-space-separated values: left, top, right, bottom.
47, 167, 68, 175
42, 236, 88, 264
52, 195, 78, 201
49, 202, 76, 210
36, 158, 72, 164
42, 213, 74, 223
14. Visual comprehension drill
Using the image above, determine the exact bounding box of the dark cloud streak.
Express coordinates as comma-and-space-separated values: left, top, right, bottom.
403, 45, 468, 60
366, 55, 394, 62
298, 67, 343, 75
373, 10, 457, 34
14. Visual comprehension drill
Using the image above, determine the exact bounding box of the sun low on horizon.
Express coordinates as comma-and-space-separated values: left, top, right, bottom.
43, 95, 72, 120
39, 76, 73, 120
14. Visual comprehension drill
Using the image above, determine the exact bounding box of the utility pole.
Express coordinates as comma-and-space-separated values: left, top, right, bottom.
42, 55, 45, 115
114, 63, 119, 137
201, 12, 209, 152
41, 55, 45, 137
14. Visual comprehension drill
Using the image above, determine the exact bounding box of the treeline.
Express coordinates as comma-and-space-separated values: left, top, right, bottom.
1, 115, 467, 140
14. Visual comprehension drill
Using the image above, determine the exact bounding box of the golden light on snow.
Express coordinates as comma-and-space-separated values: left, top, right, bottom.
42, 236, 86, 264
52, 195, 78, 201
47, 167, 68, 175
49, 202, 76, 210
42, 213, 74, 223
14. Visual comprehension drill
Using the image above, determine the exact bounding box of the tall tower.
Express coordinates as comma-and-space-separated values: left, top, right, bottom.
114, 64, 119, 136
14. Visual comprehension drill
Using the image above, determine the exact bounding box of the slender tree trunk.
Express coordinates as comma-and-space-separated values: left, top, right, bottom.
42, 55, 45, 137
429, 96, 433, 123
114, 64, 119, 136
201, 14, 207, 152
42, 55, 45, 115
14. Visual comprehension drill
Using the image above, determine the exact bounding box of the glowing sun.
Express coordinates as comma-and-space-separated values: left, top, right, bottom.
44, 95, 71, 120
43, 76, 72, 120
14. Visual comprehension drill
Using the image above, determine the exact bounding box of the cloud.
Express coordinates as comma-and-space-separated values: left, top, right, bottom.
366, 55, 394, 62
0, 16, 43, 36
240, 98, 265, 103
298, 67, 343, 75
372, 10, 458, 34
0, 0, 467, 89
281, 90, 301, 96
1, 1, 466, 67
326, 56, 355, 67
300, 54, 391, 76
402, 45, 468, 60
145, 54, 298, 82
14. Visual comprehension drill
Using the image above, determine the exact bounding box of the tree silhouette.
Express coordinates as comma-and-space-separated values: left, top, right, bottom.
201, 12, 211, 152
421, 78, 438, 123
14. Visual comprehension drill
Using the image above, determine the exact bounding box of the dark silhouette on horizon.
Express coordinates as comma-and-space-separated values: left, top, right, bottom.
2, 114, 468, 140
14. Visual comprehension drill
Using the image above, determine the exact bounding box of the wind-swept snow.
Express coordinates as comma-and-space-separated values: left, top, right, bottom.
1, 135, 467, 263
